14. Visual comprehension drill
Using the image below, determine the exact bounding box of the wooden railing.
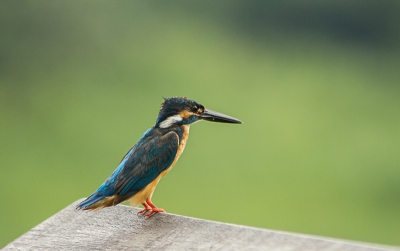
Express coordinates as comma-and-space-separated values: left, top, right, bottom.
3, 199, 398, 251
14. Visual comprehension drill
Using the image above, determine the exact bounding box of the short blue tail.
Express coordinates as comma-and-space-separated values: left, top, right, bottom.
76, 192, 106, 210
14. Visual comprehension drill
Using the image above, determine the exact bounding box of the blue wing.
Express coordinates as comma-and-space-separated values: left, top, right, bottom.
77, 128, 179, 210
113, 130, 179, 203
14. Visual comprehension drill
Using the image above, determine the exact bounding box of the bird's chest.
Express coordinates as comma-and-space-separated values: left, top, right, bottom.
161, 125, 190, 177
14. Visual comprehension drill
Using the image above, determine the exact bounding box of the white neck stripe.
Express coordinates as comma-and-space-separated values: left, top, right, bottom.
159, 114, 183, 128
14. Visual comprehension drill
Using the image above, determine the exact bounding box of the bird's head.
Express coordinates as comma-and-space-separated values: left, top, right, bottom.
155, 97, 242, 128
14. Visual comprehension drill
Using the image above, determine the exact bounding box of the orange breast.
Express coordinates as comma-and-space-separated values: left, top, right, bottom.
161, 124, 190, 177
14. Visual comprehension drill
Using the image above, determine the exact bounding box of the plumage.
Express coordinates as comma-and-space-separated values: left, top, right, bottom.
77, 97, 241, 217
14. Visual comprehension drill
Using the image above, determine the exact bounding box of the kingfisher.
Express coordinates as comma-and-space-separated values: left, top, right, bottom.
77, 97, 242, 217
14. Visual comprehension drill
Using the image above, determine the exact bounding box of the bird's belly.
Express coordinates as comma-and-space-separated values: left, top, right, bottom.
129, 174, 163, 206
129, 125, 190, 206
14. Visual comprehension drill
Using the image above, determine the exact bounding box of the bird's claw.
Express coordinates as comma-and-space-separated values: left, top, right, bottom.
137, 202, 152, 216
143, 208, 165, 218
137, 208, 150, 216
138, 200, 165, 218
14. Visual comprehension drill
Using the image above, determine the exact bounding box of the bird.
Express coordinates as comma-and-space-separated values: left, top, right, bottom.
76, 97, 242, 217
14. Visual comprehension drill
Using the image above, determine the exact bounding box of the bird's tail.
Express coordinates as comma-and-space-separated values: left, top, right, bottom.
76, 192, 117, 211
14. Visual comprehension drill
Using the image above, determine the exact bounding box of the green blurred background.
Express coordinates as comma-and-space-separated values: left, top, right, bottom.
1, 0, 400, 247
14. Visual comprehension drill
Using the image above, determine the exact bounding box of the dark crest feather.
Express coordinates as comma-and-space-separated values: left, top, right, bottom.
156, 97, 201, 126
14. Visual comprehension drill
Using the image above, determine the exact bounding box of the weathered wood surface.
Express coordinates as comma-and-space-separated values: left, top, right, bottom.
4, 199, 399, 251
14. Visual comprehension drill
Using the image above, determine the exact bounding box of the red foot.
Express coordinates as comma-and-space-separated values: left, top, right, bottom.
137, 202, 152, 215
137, 199, 166, 218
144, 207, 165, 218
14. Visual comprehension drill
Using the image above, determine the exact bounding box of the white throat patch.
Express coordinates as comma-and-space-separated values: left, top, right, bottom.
159, 114, 183, 128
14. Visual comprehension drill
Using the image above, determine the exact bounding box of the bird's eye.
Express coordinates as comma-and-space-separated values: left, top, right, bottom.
192, 106, 198, 113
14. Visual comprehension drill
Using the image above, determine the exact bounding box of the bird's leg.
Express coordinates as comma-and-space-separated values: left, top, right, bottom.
137, 202, 152, 215
144, 199, 165, 218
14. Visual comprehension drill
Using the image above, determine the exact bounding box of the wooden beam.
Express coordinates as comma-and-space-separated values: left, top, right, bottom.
4, 199, 398, 250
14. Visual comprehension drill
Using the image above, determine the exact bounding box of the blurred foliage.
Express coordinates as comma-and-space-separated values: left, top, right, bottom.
1, 0, 400, 247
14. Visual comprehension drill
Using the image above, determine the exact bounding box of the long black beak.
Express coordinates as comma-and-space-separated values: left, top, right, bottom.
200, 109, 242, 124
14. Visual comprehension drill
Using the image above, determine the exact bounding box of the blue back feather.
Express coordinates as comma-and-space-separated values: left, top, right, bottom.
77, 127, 181, 209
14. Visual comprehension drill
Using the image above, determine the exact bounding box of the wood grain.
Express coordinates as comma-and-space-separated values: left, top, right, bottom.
3, 199, 398, 251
